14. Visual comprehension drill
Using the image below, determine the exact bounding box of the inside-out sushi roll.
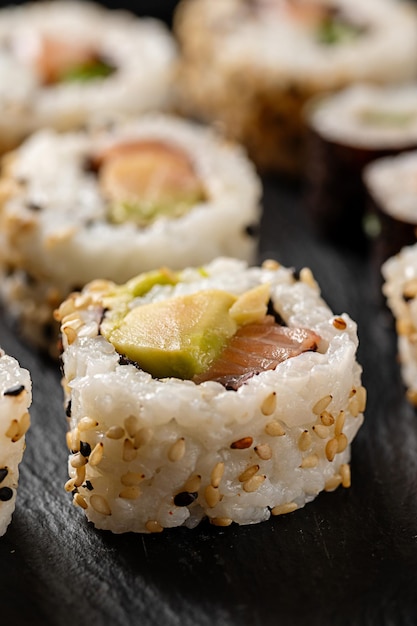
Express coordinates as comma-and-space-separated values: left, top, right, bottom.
0, 0, 177, 154
173, 0, 417, 176
0, 114, 261, 356
305, 83, 417, 246
364, 150, 417, 276
382, 244, 417, 406
56, 257, 366, 533
0, 348, 32, 536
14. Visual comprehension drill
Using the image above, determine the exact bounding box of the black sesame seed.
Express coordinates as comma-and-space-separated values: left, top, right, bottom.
84, 480, 94, 491
3, 384, 25, 397
65, 400, 72, 418
173, 491, 198, 507
0, 468, 8, 483
26, 201, 43, 212
80, 441, 92, 457
0, 486, 13, 501
245, 223, 259, 238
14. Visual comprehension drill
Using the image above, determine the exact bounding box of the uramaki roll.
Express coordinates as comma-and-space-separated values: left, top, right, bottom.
173, 0, 417, 176
0, 114, 262, 356
364, 150, 417, 274
382, 243, 417, 406
0, 0, 177, 154
56, 257, 366, 533
0, 348, 32, 536
305, 83, 417, 247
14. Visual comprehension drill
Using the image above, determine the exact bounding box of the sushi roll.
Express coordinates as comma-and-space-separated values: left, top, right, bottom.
364, 150, 417, 275
0, 0, 177, 154
173, 0, 417, 176
382, 243, 417, 406
0, 348, 32, 536
0, 114, 262, 356
56, 257, 366, 533
305, 83, 417, 247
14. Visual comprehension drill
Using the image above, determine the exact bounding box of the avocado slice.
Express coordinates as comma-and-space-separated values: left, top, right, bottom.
102, 289, 238, 379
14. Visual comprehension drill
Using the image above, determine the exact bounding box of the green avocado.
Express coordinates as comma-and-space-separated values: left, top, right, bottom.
101, 289, 238, 379
109, 189, 206, 227
100, 267, 179, 322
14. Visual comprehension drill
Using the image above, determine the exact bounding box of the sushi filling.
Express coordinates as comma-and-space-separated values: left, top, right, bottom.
357, 109, 417, 128
252, 0, 367, 44
12, 33, 116, 85
95, 140, 207, 226
99, 274, 322, 388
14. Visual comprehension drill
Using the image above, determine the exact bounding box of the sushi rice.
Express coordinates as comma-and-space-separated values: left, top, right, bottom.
173, 0, 417, 175
382, 243, 417, 406
0, 114, 262, 355
0, 349, 32, 536
0, 0, 177, 154
56, 257, 366, 533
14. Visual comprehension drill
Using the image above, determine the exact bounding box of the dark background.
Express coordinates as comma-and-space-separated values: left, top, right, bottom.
1, 1, 417, 625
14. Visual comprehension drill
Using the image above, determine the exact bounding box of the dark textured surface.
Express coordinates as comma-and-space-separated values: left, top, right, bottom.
2, 172, 417, 626
2, 1, 417, 624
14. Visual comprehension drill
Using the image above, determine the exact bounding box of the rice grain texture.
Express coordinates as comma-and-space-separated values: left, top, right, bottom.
57, 257, 365, 533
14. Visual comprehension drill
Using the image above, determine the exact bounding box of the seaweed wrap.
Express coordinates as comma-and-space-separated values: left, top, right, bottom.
0, 114, 262, 356
173, 0, 417, 176
305, 84, 417, 247
382, 244, 417, 406
364, 150, 417, 275
0, 349, 31, 536
0, 0, 177, 154
56, 257, 366, 533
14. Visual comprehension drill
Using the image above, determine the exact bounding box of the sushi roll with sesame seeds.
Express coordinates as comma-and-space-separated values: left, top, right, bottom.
173, 0, 417, 176
382, 243, 417, 406
0, 348, 31, 536
55, 256, 366, 533
0, 0, 177, 155
304, 83, 417, 247
0, 114, 262, 357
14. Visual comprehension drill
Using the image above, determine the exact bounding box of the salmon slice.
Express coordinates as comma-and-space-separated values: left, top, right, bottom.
97, 140, 207, 225
193, 315, 321, 389
20, 35, 98, 85
256, 0, 328, 25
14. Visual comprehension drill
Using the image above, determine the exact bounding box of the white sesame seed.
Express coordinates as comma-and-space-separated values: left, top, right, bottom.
264, 420, 285, 437
205, 484, 221, 507
168, 437, 186, 462
243, 474, 265, 493
90, 494, 111, 515
261, 392, 277, 416
238, 464, 260, 482
298, 430, 311, 451
89, 442, 104, 466
254, 443, 273, 460
271, 502, 298, 516
313, 395, 332, 415
211, 462, 225, 488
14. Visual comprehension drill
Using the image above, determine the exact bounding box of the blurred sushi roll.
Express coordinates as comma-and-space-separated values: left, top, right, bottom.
305, 84, 417, 247
0, 0, 177, 154
56, 257, 366, 533
0, 348, 32, 536
0, 114, 262, 356
382, 244, 417, 406
364, 150, 417, 275
173, 0, 417, 176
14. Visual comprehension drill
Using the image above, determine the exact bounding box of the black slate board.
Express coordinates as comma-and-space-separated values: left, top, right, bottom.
2, 2, 417, 624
